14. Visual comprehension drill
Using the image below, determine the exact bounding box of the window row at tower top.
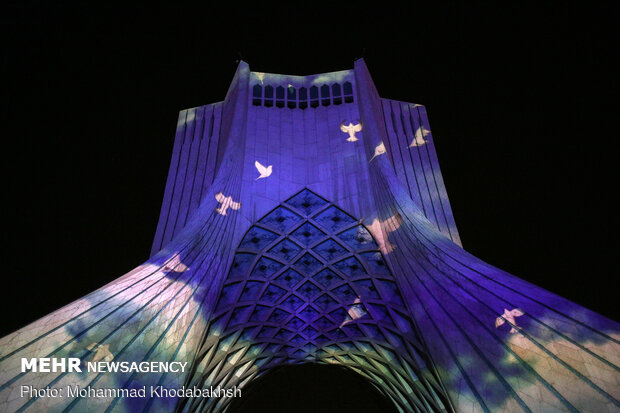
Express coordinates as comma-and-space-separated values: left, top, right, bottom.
252, 82, 354, 109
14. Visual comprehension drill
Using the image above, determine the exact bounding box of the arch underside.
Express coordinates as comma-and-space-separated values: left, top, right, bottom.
181, 189, 452, 412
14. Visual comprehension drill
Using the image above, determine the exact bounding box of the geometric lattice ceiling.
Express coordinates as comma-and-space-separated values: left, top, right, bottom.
183, 189, 453, 412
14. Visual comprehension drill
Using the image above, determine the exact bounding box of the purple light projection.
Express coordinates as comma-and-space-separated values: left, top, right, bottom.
0, 60, 618, 413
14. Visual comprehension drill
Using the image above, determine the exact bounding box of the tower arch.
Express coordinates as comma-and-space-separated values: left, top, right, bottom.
182, 189, 451, 412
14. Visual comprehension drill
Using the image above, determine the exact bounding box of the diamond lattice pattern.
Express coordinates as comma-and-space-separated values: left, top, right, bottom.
188, 189, 449, 412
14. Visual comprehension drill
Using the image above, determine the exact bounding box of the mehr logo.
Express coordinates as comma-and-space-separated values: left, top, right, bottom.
21, 358, 82, 373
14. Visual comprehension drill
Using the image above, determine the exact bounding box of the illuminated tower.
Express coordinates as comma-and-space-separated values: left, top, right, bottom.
1, 60, 618, 413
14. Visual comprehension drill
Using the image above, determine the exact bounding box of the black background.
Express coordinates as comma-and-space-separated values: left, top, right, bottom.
2, 3, 617, 337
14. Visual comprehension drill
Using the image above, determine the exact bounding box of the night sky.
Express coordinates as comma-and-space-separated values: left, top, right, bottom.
2, 3, 617, 337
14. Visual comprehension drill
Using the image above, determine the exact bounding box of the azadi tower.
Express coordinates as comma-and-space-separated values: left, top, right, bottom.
1, 60, 618, 412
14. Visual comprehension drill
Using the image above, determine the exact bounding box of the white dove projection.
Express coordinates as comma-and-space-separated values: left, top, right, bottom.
162, 254, 189, 273
495, 308, 525, 333
254, 161, 273, 180
340, 120, 363, 142
366, 214, 403, 254
369, 142, 386, 162
339, 297, 367, 328
215, 192, 241, 216
409, 126, 430, 147
87, 343, 114, 362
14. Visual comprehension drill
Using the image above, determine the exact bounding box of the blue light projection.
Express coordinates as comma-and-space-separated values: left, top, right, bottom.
179, 189, 448, 412
0, 60, 617, 413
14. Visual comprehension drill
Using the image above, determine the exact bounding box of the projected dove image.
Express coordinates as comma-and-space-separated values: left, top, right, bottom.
215, 192, 241, 215
339, 119, 363, 142
495, 308, 525, 333
409, 126, 430, 147
254, 160, 272, 180
366, 214, 402, 254
369, 142, 386, 162
87, 343, 114, 363
338, 297, 367, 327
162, 254, 189, 272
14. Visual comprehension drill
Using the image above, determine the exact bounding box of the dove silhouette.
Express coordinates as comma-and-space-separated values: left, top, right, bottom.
366, 214, 402, 254
339, 297, 367, 327
340, 120, 363, 142
255, 161, 272, 180
369, 142, 386, 162
495, 308, 524, 333
162, 254, 189, 273
87, 343, 114, 362
409, 127, 430, 147
215, 193, 241, 215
